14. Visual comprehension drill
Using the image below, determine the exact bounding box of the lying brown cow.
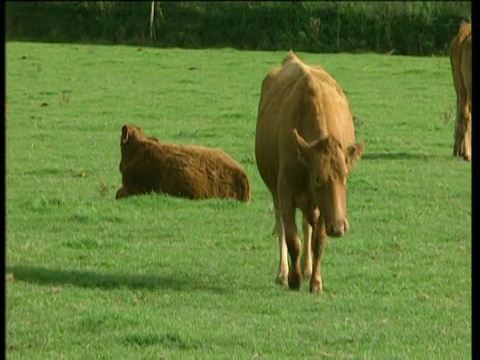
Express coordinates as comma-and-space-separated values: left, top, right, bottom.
116, 124, 251, 202
449, 20, 472, 161
255, 51, 364, 293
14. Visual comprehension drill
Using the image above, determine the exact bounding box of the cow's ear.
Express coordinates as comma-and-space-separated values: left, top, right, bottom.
347, 142, 364, 162
121, 125, 130, 144
293, 129, 312, 166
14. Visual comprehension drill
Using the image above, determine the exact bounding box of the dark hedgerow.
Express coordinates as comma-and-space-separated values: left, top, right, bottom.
5, 1, 471, 56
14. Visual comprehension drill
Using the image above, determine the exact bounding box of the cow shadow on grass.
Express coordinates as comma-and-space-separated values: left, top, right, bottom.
361, 152, 447, 161
7, 265, 229, 294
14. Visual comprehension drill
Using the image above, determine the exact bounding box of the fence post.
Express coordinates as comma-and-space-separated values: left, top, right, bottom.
150, 1, 156, 41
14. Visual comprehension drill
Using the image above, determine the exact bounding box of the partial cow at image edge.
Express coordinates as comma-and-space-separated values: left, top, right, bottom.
449, 20, 472, 161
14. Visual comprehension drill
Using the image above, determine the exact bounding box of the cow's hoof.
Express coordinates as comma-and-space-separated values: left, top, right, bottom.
288, 272, 301, 290
309, 279, 323, 293
303, 267, 312, 280
453, 146, 461, 158
275, 275, 288, 287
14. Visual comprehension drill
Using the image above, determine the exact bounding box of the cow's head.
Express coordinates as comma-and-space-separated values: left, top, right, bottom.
293, 129, 364, 237
120, 124, 146, 145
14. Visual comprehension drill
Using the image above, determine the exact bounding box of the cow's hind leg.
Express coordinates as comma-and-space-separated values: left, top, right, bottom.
460, 35, 472, 161
454, 100, 471, 161
453, 98, 466, 158
279, 195, 302, 290
310, 217, 328, 293
273, 194, 289, 286
451, 42, 467, 160
301, 207, 319, 279
301, 215, 312, 279
461, 100, 471, 161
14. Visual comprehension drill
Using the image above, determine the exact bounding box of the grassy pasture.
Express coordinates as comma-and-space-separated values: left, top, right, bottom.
6, 42, 471, 359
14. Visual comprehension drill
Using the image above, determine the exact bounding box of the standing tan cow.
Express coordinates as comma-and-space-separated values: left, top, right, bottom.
450, 20, 472, 161
255, 51, 364, 293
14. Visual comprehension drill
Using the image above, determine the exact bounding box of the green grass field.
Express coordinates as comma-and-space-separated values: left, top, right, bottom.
6, 42, 471, 359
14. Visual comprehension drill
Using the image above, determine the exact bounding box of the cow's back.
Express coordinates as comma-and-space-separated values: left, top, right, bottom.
461, 33, 472, 95
289, 66, 354, 147
451, 21, 471, 51
450, 20, 471, 88
255, 53, 354, 193
255, 61, 304, 190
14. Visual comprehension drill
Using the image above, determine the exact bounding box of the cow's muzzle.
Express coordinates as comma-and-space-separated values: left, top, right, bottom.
326, 219, 349, 238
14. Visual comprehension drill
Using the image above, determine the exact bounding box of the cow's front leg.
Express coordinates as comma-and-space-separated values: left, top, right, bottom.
310, 217, 328, 293
115, 186, 129, 199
